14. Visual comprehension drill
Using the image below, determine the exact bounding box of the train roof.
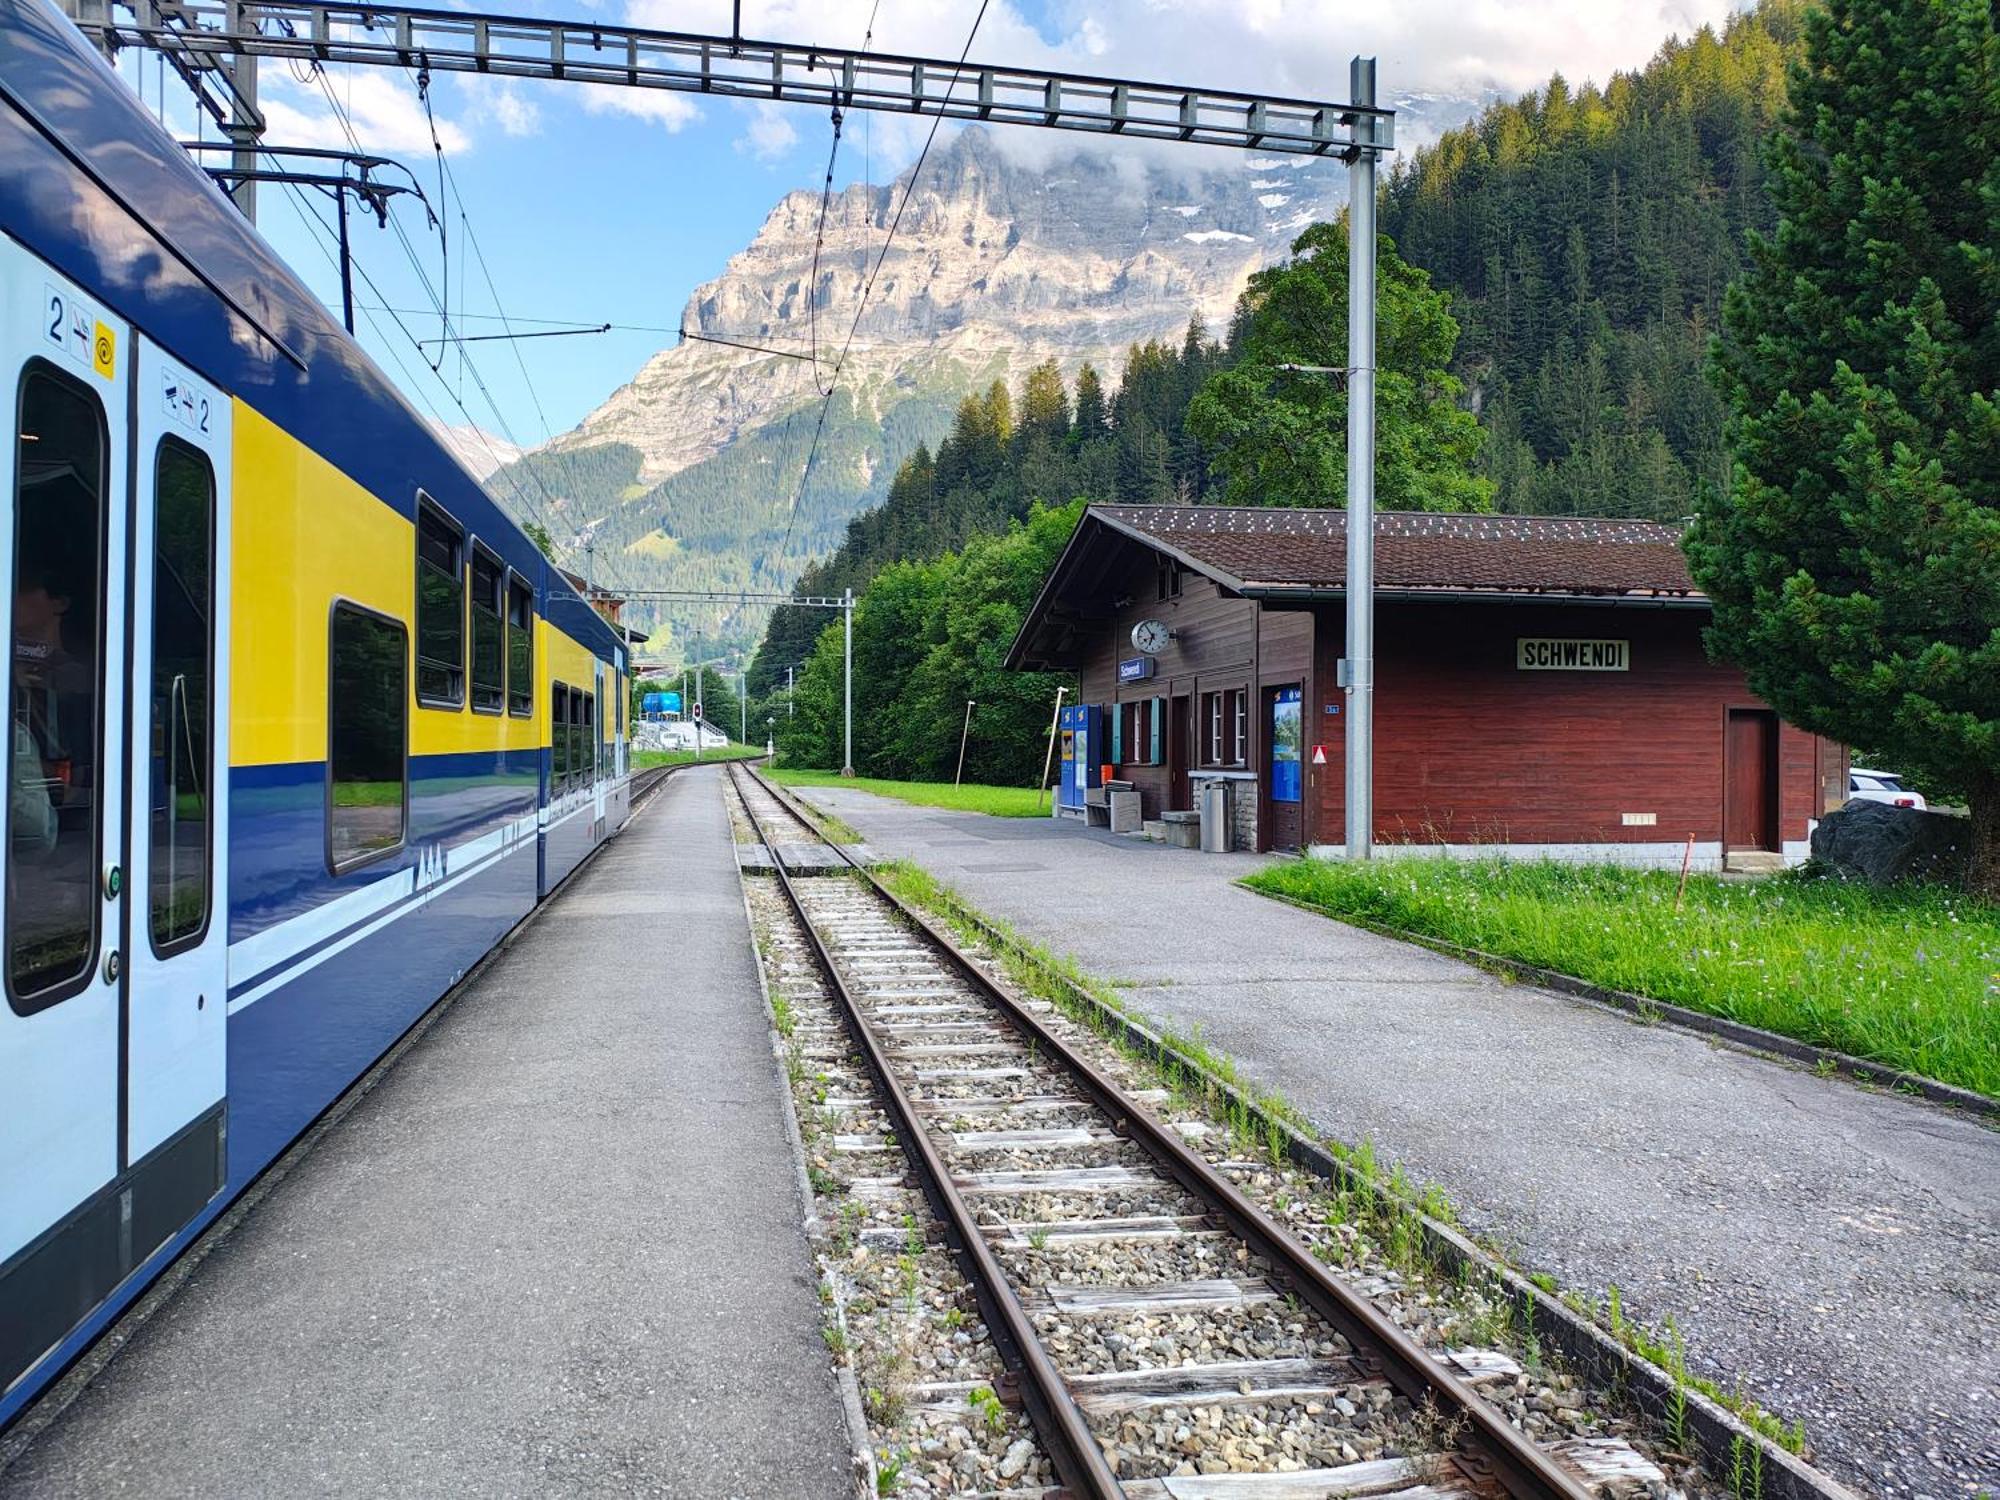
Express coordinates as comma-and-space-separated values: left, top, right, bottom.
0, 0, 621, 663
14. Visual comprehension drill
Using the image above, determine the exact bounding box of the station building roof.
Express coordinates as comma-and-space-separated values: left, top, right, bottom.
1007, 504, 1706, 671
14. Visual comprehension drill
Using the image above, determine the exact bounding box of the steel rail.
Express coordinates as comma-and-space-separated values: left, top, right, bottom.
739, 764, 1597, 1500
727, 763, 1122, 1499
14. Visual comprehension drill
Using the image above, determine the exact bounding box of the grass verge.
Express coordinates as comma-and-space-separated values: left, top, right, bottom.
770, 768, 1050, 818
1242, 858, 2000, 1100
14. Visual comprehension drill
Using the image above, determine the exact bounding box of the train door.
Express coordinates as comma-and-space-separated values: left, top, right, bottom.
591, 662, 606, 839
123, 337, 228, 1174
0, 254, 135, 1395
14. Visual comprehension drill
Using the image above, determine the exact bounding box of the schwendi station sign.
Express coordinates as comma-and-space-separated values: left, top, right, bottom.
1516, 638, 1630, 672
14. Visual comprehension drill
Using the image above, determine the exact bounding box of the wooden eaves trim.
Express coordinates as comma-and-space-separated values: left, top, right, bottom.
1003, 507, 1250, 672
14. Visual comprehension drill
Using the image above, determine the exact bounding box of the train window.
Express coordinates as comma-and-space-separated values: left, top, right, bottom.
583, 691, 596, 784
506, 574, 533, 717
568, 685, 584, 791
327, 604, 408, 872
149, 438, 215, 954
6, 364, 107, 1013
468, 544, 504, 714
414, 495, 464, 707
551, 681, 568, 790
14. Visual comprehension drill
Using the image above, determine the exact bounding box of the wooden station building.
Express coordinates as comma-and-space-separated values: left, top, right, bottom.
1007, 505, 1847, 866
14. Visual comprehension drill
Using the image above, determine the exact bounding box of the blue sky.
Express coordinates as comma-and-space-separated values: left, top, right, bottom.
112, 0, 1742, 452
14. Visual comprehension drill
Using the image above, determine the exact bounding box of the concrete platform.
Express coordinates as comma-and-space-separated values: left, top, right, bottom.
799, 785, 2000, 1500
0, 766, 853, 1499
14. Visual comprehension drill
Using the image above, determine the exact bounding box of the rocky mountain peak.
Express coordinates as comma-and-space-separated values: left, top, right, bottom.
545, 125, 1338, 485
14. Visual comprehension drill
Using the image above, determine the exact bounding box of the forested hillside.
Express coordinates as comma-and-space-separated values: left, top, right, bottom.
749, 329, 1224, 700
1381, 1, 1802, 517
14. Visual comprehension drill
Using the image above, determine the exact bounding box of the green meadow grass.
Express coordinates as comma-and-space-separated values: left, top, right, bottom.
1244, 858, 2000, 1099
769, 769, 1050, 818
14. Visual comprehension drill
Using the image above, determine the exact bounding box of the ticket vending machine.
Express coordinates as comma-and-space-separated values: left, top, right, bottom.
1058, 703, 1103, 814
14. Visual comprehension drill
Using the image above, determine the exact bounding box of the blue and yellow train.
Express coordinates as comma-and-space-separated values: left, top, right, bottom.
0, 0, 635, 1423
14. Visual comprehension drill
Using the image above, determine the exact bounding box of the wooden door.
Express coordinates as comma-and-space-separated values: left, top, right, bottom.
1725, 709, 1779, 851
1168, 694, 1192, 810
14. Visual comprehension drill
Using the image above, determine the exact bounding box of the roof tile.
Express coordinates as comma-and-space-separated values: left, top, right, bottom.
1094, 505, 1700, 598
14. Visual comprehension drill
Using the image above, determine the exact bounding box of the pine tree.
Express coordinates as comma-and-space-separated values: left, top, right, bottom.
1072, 363, 1110, 447
1016, 359, 1071, 447
1688, 0, 2000, 893
1186, 222, 1493, 511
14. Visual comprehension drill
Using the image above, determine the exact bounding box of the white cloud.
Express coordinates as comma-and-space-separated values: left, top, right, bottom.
467, 78, 544, 138
582, 85, 702, 131
261, 68, 471, 156
738, 101, 800, 160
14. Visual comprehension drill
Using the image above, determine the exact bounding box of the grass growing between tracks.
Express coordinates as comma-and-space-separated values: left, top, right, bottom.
1244, 858, 2000, 1100
874, 855, 1815, 1462
770, 768, 1050, 818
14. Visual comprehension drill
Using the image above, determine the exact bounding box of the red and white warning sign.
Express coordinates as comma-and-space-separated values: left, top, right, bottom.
1310, 744, 1328, 765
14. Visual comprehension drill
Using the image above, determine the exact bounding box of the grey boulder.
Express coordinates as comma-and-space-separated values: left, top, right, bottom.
1809, 799, 1969, 886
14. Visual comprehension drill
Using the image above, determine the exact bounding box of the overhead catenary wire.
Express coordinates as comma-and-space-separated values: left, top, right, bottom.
295, 58, 603, 568
362, 309, 1007, 355
776, 0, 992, 563
435, 143, 646, 595
275, 164, 569, 551
121, 18, 587, 579
805, 101, 844, 393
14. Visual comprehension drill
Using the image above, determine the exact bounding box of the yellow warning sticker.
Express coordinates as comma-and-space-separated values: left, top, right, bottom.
92, 321, 116, 380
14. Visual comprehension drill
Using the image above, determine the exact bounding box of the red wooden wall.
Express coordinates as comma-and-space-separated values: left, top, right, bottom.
1305, 601, 1829, 852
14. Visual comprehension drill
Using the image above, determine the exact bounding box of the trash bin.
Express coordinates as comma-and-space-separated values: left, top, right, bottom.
1200, 783, 1230, 853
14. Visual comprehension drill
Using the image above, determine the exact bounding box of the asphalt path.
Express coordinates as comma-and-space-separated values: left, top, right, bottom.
799, 783, 1999, 1500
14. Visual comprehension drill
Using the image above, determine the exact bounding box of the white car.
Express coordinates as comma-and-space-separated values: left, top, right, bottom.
1848, 768, 1927, 810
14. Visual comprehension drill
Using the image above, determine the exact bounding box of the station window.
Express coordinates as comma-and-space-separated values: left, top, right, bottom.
414, 495, 464, 707
1202, 688, 1247, 768
1116, 700, 1160, 766
1155, 556, 1181, 601
7, 364, 108, 1013
150, 438, 216, 954
468, 543, 504, 714
552, 681, 569, 789
328, 604, 408, 872
506, 574, 534, 717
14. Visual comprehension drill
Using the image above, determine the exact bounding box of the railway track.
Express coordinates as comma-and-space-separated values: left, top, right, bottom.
729, 764, 1655, 1500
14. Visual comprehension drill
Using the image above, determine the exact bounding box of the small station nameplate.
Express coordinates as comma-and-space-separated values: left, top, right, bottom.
1517, 638, 1630, 672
